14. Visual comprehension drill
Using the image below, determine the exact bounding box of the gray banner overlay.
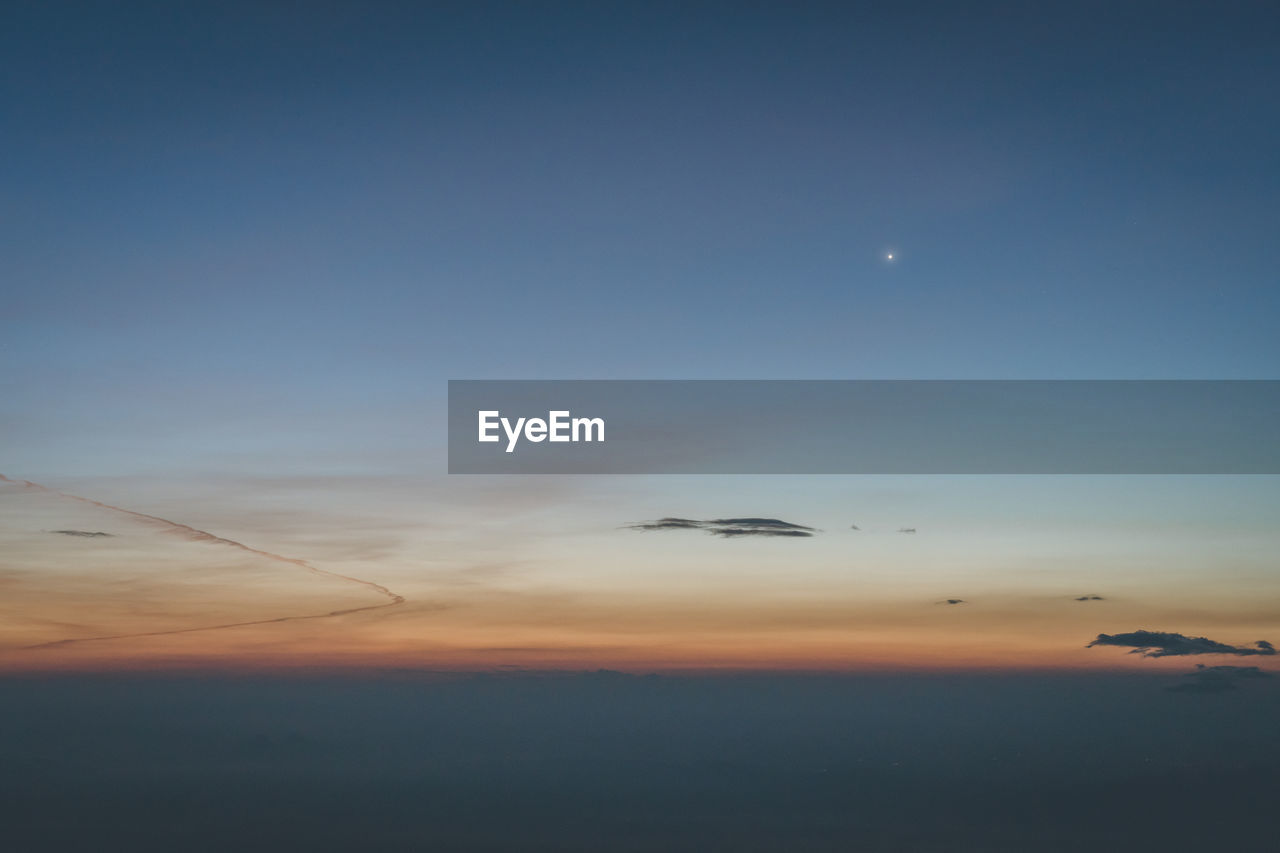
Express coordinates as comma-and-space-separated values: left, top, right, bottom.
448, 381, 1280, 474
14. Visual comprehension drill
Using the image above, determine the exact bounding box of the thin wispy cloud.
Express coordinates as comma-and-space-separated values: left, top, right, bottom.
2, 474, 407, 650
1088, 630, 1276, 658
625, 517, 816, 538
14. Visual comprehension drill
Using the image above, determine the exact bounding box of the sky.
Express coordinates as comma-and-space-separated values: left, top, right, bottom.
4, 5, 1280, 850
2, 1, 1279, 675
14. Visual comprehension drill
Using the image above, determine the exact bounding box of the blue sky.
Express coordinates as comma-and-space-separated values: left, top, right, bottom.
6, 4, 1278, 418
5, 2, 1278, 476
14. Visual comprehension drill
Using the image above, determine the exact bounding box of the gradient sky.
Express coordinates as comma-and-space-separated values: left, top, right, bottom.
2, 2, 1279, 672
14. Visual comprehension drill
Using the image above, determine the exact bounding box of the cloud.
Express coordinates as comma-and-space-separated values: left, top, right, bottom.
1168, 664, 1272, 694
50, 529, 113, 538
627, 518, 704, 531
1075, 595, 1105, 601
625, 517, 816, 538
11, 475, 407, 650
1087, 630, 1277, 658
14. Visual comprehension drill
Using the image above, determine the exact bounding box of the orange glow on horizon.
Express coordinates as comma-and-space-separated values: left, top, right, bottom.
4, 475, 1278, 680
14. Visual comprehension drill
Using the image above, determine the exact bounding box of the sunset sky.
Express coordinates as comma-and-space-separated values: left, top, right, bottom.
5, 5, 1280, 850
3, 1, 1279, 676
3, 468, 1278, 673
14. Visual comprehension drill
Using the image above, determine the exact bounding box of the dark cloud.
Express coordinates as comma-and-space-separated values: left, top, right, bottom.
626, 518, 704, 531
1088, 630, 1277, 658
708, 518, 812, 531
625, 517, 816, 538
50, 529, 113, 537
1168, 665, 1271, 694
1075, 595, 1105, 601
715, 527, 813, 538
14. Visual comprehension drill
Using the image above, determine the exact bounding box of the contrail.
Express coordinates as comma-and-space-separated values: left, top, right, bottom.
1, 474, 406, 649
